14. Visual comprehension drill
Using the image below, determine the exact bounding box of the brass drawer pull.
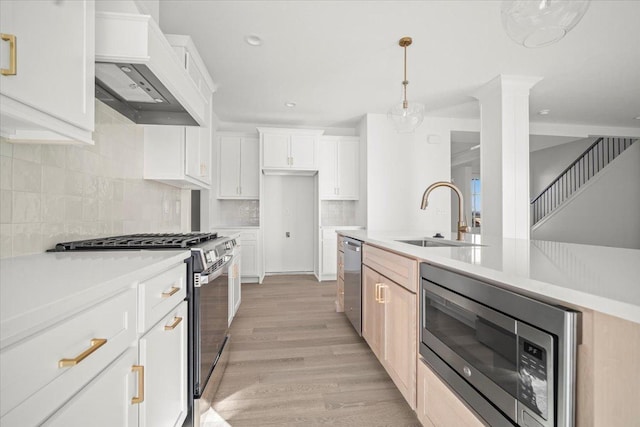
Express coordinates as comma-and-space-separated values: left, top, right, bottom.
131, 365, 145, 404
375, 283, 381, 303
1, 33, 16, 76
161, 286, 180, 298
164, 316, 183, 331
58, 338, 107, 368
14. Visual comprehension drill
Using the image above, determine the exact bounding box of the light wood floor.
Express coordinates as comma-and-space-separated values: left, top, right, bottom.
211, 274, 421, 427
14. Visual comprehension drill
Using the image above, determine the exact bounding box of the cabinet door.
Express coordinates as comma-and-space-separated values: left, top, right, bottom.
382, 280, 417, 409
219, 136, 241, 197
0, 0, 94, 131
240, 137, 259, 198
290, 134, 316, 169
322, 236, 338, 276
184, 127, 202, 181
42, 348, 139, 427
139, 302, 188, 427
262, 133, 290, 168
198, 126, 211, 184
362, 266, 384, 359
242, 240, 258, 276
318, 139, 338, 198
337, 138, 360, 199
418, 359, 485, 427
337, 277, 345, 313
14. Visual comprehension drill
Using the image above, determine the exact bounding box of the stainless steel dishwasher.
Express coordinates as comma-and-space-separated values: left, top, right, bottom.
343, 237, 363, 335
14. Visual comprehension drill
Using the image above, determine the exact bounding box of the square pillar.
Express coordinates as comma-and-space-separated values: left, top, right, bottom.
473, 75, 542, 239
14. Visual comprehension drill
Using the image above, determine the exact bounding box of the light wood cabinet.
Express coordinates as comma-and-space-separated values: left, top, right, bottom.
362, 245, 418, 410
319, 136, 360, 200
417, 358, 485, 427
336, 237, 345, 312
0, 0, 95, 145
259, 128, 324, 171
218, 134, 260, 199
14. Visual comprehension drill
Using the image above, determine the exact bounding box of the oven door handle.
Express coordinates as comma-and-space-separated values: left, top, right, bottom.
198, 255, 233, 286
425, 280, 516, 334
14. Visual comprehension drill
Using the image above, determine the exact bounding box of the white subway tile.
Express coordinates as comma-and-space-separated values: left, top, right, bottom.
1, 190, 11, 223
41, 145, 66, 168
0, 223, 12, 258
12, 158, 41, 192
11, 223, 42, 256
0, 156, 12, 190
42, 165, 66, 194
0, 140, 13, 157
64, 196, 83, 222
42, 194, 66, 223
12, 145, 41, 163
12, 192, 41, 223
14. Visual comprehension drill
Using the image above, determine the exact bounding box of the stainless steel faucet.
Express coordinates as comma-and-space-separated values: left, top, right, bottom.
421, 181, 470, 241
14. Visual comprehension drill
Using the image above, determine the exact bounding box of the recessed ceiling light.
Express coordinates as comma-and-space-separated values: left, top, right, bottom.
634, 116, 640, 120
538, 109, 551, 115
245, 35, 262, 46
284, 102, 296, 108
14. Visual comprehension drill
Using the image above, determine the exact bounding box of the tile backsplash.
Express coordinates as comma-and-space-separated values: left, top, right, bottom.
215, 200, 260, 227
321, 200, 358, 226
0, 101, 185, 258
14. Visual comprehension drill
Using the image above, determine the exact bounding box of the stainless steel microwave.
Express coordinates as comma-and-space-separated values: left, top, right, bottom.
420, 263, 580, 427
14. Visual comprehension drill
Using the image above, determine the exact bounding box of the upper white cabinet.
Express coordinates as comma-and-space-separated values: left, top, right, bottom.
258, 127, 324, 171
319, 136, 360, 200
0, 0, 95, 145
143, 35, 214, 190
218, 134, 259, 199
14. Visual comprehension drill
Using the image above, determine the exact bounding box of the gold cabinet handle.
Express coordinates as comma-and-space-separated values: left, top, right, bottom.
131, 365, 145, 404
374, 283, 381, 303
1, 33, 16, 76
380, 284, 386, 303
164, 316, 183, 331
161, 286, 180, 298
58, 338, 107, 368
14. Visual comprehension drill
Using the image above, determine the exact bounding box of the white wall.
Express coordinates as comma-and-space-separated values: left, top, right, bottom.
532, 142, 640, 249
451, 165, 472, 232
0, 101, 185, 258
263, 175, 315, 272
365, 114, 452, 234
530, 137, 596, 197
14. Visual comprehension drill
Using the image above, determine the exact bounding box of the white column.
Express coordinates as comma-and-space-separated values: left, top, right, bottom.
473, 75, 542, 240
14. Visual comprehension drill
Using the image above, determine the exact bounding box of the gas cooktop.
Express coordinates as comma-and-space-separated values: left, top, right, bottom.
51, 233, 219, 251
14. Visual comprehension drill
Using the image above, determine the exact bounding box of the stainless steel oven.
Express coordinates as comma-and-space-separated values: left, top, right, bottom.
420, 263, 580, 427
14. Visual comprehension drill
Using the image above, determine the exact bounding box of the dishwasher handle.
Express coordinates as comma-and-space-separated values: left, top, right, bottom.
344, 241, 361, 252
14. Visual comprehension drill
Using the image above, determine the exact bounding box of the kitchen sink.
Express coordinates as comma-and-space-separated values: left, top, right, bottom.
396, 239, 480, 248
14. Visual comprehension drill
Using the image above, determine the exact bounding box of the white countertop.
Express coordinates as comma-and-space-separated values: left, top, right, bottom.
337, 230, 640, 324
0, 250, 190, 348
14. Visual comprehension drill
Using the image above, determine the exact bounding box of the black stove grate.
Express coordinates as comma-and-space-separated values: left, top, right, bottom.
51, 233, 218, 251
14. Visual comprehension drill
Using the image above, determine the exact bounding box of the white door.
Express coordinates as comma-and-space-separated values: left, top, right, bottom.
219, 136, 241, 197
290, 135, 316, 169
264, 175, 315, 272
240, 137, 259, 198
337, 138, 359, 199
318, 139, 337, 198
139, 303, 188, 427
262, 133, 289, 168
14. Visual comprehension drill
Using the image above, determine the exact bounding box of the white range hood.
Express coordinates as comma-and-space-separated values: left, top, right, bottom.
95, 11, 207, 126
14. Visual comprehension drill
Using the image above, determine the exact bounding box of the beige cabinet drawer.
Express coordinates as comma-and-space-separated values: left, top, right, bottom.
337, 234, 345, 252
336, 277, 345, 313
363, 244, 418, 293
138, 263, 186, 333
0, 288, 136, 424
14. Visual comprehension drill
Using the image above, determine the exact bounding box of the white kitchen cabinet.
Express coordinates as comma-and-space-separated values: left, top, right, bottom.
258, 127, 324, 171
214, 229, 260, 282
143, 35, 214, 189
0, 0, 95, 145
139, 302, 188, 427
319, 137, 360, 199
228, 249, 242, 325
320, 228, 338, 281
0, 256, 189, 427
218, 134, 259, 199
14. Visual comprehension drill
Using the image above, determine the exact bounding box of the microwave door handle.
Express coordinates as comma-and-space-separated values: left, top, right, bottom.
425, 281, 516, 334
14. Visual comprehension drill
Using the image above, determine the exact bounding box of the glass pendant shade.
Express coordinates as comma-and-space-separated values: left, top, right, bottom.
388, 100, 425, 133
501, 0, 591, 48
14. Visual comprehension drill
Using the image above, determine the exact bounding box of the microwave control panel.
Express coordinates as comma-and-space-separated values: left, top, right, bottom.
518, 339, 548, 420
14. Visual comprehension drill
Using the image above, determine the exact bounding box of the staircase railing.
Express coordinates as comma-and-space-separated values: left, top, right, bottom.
531, 137, 636, 226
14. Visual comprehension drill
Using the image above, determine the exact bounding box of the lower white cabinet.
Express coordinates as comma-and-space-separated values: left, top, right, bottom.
42, 347, 140, 427
320, 229, 338, 280
139, 302, 188, 427
0, 259, 189, 427
228, 249, 241, 325
215, 228, 260, 281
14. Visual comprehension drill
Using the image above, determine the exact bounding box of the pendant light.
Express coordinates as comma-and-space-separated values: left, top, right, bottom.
388, 37, 425, 133
501, 0, 591, 48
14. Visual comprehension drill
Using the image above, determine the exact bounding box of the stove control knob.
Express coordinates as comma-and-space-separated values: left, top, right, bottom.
463, 366, 472, 377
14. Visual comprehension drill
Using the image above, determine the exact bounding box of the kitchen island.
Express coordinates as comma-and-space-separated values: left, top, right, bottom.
337, 229, 640, 427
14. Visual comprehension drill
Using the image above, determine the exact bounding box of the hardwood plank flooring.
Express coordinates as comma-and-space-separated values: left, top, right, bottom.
208, 274, 421, 427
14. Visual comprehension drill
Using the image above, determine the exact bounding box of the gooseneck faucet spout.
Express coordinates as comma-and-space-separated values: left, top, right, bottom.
421, 181, 470, 241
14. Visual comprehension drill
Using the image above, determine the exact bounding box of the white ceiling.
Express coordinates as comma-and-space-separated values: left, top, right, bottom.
159, 0, 640, 130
